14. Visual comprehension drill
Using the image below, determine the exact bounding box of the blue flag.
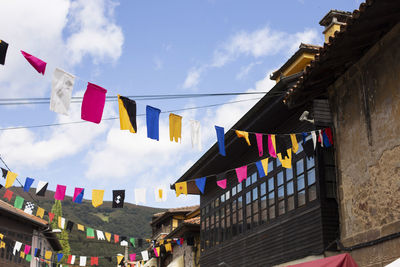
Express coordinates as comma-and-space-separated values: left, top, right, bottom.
146, 105, 161, 140
195, 177, 206, 194
24, 177, 35, 192
215, 126, 226, 156
57, 253, 63, 262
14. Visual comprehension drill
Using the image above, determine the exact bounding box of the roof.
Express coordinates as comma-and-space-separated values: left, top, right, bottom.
0, 199, 62, 251
184, 217, 200, 225
151, 205, 199, 226
270, 43, 321, 80
165, 217, 200, 239
319, 10, 353, 27
284, 0, 400, 107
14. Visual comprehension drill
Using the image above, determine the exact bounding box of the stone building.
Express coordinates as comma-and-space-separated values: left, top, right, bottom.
284, 1, 400, 266
0, 199, 62, 267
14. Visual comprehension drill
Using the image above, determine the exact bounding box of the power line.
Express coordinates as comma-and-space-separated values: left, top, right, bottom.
0, 97, 262, 131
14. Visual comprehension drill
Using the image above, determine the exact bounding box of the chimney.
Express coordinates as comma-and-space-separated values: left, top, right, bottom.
319, 10, 352, 43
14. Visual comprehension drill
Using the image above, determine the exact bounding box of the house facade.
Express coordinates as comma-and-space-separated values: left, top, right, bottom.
0, 199, 62, 267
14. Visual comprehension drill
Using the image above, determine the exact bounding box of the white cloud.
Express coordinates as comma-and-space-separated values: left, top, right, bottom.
153, 56, 163, 70
236, 61, 262, 80
182, 25, 321, 89
0, 0, 124, 97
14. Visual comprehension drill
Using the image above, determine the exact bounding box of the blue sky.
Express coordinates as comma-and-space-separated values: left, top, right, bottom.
0, 0, 361, 209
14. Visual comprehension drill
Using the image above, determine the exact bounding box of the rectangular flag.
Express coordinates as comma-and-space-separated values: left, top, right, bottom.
36, 181, 48, 196
92, 189, 104, 208
1, 168, 18, 188
118, 95, 137, 133
146, 105, 161, 140
215, 126, 226, 156
256, 158, 269, 178
14, 196, 24, 209
23, 177, 34, 192
112, 190, 125, 208
81, 82, 107, 124
0, 40, 9, 65
73, 187, 84, 203
55, 184, 67, 201
169, 113, 182, 143
175, 182, 187, 197
50, 68, 75, 115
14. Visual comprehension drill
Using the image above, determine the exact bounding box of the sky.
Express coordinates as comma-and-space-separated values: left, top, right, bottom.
0, 0, 362, 209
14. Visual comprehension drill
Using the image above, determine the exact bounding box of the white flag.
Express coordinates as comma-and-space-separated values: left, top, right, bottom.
79, 256, 87, 266
155, 186, 167, 202
96, 230, 105, 240
190, 120, 202, 151
50, 68, 75, 115
23, 202, 35, 215
141, 250, 149, 261
13, 241, 22, 255
70, 255, 76, 264
135, 188, 146, 205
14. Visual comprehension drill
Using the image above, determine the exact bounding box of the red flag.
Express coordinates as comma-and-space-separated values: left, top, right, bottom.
3, 189, 13, 201
48, 212, 55, 222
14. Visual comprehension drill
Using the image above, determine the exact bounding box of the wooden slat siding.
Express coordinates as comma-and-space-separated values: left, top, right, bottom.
200, 207, 325, 267
313, 99, 333, 125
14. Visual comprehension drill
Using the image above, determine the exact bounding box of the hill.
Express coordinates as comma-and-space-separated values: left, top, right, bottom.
12, 187, 165, 266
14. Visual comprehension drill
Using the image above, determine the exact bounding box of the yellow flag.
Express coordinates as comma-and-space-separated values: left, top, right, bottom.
165, 243, 172, 252
175, 182, 187, 197
20, 251, 25, 258
0, 241, 5, 249
159, 240, 164, 245
92, 189, 104, 208
0, 233, 4, 239
118, 94, 136, 133
155, 247, 160, 257
169, 113, 182, 142
44, 250, 52, 260
105, 232, 112, 242
117, 255, 124, 265
58, 216, 62, 229
290, 134, 299, 153
36, 207, 45, 218
158, 189, 163, 200
277, 149, 292, 169
5, 170, 18, 188
77, 224, 85, 231
235, 130, 251, 146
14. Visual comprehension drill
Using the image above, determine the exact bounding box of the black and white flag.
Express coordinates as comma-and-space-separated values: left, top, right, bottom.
36, 181, 48, 196
24, 202, 35, 215
112, 190, 125, 208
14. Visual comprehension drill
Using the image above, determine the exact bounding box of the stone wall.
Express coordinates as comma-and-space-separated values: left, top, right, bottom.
328, 22, 400, 266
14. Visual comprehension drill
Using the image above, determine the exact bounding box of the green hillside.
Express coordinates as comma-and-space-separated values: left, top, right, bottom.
12, 187, 165, 266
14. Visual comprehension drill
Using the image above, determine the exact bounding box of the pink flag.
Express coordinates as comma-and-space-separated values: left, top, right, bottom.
21, 51, 46, 75
153, 247, 159, 257
216, 179, 227, 189
268, 134, 277, 158
256, 133, 263, 157
81, 82, 107, 124
235, 166, 247, 183
73, 187, 84, 203
54, 185, 66, 201
23, 245, 31, 255
129, 254, 136, 262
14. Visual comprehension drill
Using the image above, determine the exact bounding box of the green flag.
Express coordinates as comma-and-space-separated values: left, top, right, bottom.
26, 254, 32, 262
86, 227, 95, 239
130, 237, 136, 247
14, 196, 24, 209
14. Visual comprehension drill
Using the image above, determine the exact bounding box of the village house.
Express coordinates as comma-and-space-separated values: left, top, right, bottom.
0, 199, 62, 267
147, 206, 200, 267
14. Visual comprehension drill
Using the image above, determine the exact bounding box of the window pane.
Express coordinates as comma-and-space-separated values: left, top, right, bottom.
238, 208, 243, 221
297, 140, 303, 153
261, 196, 267, 210
309, 184, 317, 201
286, 168, 293, 181
246, 216, 251, 230
215, 198, 220, 208
278, 200, 285, 215
246, 205, 251, 218
237, 182, 242, 193
253, 201, 258, 216
232, 200, 237, 211
261, 209, 267, 224
268, 178, 274, 192
226, 191, 230, 201
298, 190, 306, 206
251, 173, 257, 184
297, 159, 304, 175
260, 182, 266, 196
288, 196, 295, 211
268, 159, 274, 172
253, 212, 259, 227
232, 186, 237, 196
277, 171, 284, 186
246, 177, 251, 187
297, 175, 305, 191
278, 185, 284, 199
269, 206, 276, 219
252, 188, 258, 201
307, 157, 315, 169
268, 192, 275, 205
277, 157, 281, 167
238, 196, 243, 208
308, 169, 316, 185
246, 191, 251, 204
287, 181, 294, 196
221, 194, 225, 203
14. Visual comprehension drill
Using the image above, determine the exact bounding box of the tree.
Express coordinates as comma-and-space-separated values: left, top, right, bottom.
50, 200, 71, 264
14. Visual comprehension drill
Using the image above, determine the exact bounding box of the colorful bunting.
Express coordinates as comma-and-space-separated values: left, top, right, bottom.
216, 179, 227, 189
3, 189, 13, 201
66, 220, 74, 232
169, 113, 182, 142
23, 245, 31, 255
44, 250, 52, 260
68, 255, 76, 264
235, 130, 251, 146
73, 187, 85, 203
50, 68, 75, 115
114, 234, 120, 243
154, 247, 160, 257
277, 148, 292, 169
112, 190, 125, 208
255, 133, 263, 156
80, 256, 87, 266
165, 242, 172, 252
14, 196, 24, 209
92, 189, 104, 208
118, 95, 137, 133
36, 181, 48, 196
23, 177, 34, 192
23, 202, 35, 215
57, 253, 64, 262
48, 212, 55, 222
86, 228, 95, 239
175, 182, 187, 197
13, 241, 22, 255
146, 105, 161, 140
105, 232, 112, 242
195, 177, 206, 194
21, 50, 46, 75
96, 230, 105, 240
77, 224, 85, 231
2, 169, 18, 188
255, 158, 269, 178
91, 256, 99, 265
81, 82, 107, 124
215, 126, 226, 156
141, 250, 149, 261
36, 207, 45, 218
55, 184, 67, 200
129, 237, 136, 247
0, 39, 9, 65
58, 216, 66, 229
235, 165, 247, 183
117, 255, 124, 265
190, 120, 202, 151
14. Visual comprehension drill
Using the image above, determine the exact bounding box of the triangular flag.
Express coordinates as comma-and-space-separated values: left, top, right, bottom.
21, 50, 46, 75
216, 179, 227, 189
105, 232, 112, 242
23, 177, 35, 192
118, 95, 137, 133
92, 189, 104, 208
57, 253, 64, 262
215, 126, 226, 156
54, 184, 67, 201
4, 170, 18, 188
81, 82, 107, 124
235, 166, 247, 183
36, 181, 48, 196
235, 130, 251, 146
48, 212, 55, 222
14, 196, 24, 209
195, 177, 206, 194
129, 237, 136, 247
175, 182, 187, 197
73, 187, 84, 203
255, 133, 264, 156
0, 39, 9, 65
50, 68, 75, 115
256, 158, 269, 178
36, 207, 45, 218
117, 255, 124, 265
